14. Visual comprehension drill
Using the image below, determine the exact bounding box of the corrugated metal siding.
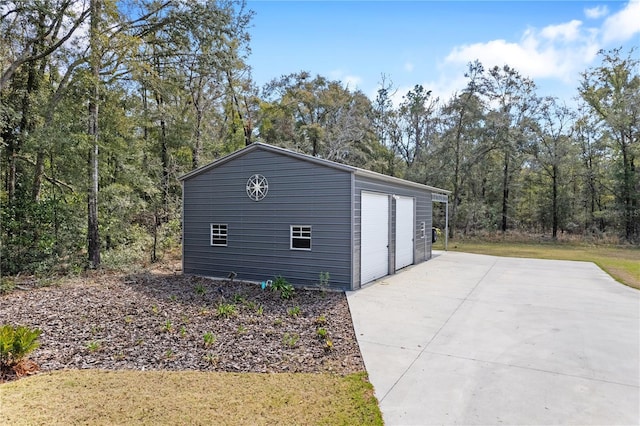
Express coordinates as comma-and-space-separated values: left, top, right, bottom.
353, 175, 433, 289
183, 149, 352, 290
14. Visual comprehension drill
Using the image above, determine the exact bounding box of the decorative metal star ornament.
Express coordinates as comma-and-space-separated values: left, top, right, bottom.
246, 174, 268, 201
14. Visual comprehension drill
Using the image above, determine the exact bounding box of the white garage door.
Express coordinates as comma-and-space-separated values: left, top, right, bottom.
395, 196, 414, 270
361, 192, 389, 285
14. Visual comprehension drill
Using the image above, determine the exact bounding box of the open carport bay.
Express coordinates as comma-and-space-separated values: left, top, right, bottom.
347, 251, 640, 425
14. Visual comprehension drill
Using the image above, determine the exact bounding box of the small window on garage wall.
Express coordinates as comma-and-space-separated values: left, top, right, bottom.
290, 225, 311, 250
210, 224, 228, 246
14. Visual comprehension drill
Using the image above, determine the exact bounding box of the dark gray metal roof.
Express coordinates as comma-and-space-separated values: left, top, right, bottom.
179, 142, 450, 195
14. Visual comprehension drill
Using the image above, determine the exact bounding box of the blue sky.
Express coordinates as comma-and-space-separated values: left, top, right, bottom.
246, 0, 640, 104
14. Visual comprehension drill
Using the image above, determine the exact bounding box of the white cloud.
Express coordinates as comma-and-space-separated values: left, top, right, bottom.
343, 75, 362, 89
585, 5, 609, 19
540, 20, 582, 41
329, 69, 362, 89
329, 69, 363, 90
387, 74, 468, 108
444, 34, 597, 83
376, 0, 637, 105
601, 0, 640, 43
440, 0, 638, 94
442, 6, 620, 85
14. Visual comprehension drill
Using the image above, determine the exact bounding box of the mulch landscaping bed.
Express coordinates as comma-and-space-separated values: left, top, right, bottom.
0, 272, 365, 383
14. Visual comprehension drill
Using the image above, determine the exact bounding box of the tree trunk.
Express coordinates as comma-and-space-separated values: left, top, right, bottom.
28, 12, 48, 203
450, 149, 460, 239
87, 0, 101, 269
224, 69, 251, 146
32, 151, 45, 202
449, 110, 465, 239
6, 140, 17, 203
50, 150, 60, 251
7, 11, 46, 204
160, 114, 169, 219
192, 108, 202, 169
501, 151, 510, 232
552, 164, 558, 239
631, 155, 638, 239
87, 98, 100, 269
620, 135, 636, 241
587, 156, 596, 230
151, 208, 158, 263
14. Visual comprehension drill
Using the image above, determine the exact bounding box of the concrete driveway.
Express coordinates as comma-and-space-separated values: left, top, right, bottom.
347, 251, 640, 425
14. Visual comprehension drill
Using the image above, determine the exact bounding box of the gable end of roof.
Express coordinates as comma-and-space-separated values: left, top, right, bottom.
178, 142, 450, 195
178, 143, 354, 181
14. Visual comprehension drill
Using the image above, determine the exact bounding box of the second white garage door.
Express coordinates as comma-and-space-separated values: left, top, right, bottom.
395, 196, 414, 270
361, 192, 389, 285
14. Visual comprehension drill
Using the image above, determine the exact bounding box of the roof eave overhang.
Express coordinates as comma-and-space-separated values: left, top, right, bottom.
354, 169, 451, 195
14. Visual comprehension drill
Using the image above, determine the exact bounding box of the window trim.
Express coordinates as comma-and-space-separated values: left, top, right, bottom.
210, 223, 228, 247
290, 225, 312, 251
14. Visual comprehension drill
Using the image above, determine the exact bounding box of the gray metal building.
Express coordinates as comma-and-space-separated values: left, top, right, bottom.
179, 143, 449, 291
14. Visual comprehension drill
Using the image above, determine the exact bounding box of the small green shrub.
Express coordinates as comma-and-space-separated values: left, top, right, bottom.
315, 315, 327, 325
100, 225, 152, 272
282, 332, 299, 348
287, 306, 302, 317
324, 339, 334, 351
163, 320, 173, 333
316, 327, 328, 339
0, 324, 41, 366
86, 341, 101, 352
203, 353, 219, 364
0, 278, 16, 295
203, 332, 216, 347
318, 271, 330, 293
216, 303, 236, 318
157, 218, 182, 254
256, 305, 264, 315
195, 283, 206, 296
271, 276, 295, 299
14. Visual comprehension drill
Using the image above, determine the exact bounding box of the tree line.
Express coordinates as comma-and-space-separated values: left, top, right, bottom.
1, 0, 638, 275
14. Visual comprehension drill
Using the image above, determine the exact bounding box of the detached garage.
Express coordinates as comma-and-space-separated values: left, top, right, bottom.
179, 143, 449, 291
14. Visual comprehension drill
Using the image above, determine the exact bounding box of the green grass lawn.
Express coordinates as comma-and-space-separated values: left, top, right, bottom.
1, 370, 383, 425
438, 239, 640, 289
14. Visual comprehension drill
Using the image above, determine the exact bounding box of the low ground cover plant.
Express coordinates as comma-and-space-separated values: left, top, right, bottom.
271, 276, 295, 299
0, 324, 42, 381
0, 324, 41, 367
